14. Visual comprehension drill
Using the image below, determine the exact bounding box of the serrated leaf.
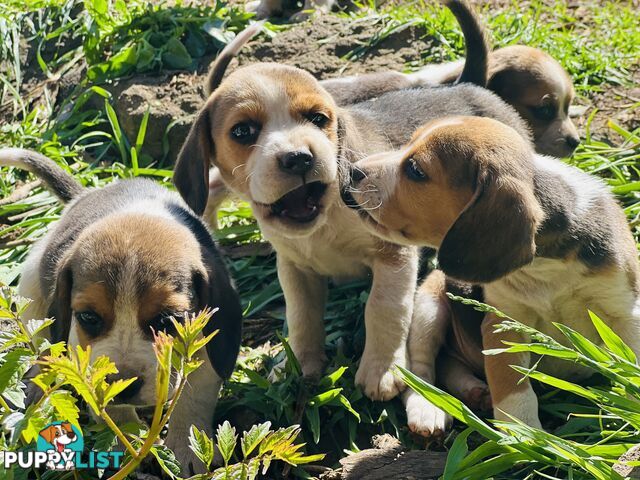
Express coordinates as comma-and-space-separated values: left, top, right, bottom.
151, 444, 181, 479
241, 422, 271, 458
48, 391, 80, 429
189, 425, 215, 469
216, 421, 237, 466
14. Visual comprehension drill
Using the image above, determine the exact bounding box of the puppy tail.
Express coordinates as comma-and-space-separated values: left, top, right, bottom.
0, 148, 84, 203
206, 22, 264, 95
443, 0, 490, 86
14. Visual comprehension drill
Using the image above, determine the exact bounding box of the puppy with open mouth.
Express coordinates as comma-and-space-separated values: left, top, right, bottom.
0, 148, 243, 474
342, 115, 640, 431
173, 1, 541, 436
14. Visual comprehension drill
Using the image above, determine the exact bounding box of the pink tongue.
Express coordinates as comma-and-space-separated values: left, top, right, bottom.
57, 443, 64, 452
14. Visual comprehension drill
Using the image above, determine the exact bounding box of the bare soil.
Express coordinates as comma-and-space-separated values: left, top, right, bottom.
97, 14, 638, 164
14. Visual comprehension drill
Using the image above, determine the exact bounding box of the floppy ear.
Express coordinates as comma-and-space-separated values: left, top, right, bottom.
47, 263, 73, 343
438, 170, 541, 283
39, 426, 56, 444
195, 254, 243, 379
173, 108, 214, 216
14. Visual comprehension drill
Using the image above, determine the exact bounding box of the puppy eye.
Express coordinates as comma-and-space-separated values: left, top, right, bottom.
75, 311, 104, 337
149, 311, 183, 336
530, 104, 557, 121
230, 121, 260, 145
404, 158, 427, 182
305, 112, 329, 128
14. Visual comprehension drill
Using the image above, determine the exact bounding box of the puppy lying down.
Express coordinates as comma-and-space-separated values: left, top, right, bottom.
0, 148, 243, 474
342, 116, 640, 431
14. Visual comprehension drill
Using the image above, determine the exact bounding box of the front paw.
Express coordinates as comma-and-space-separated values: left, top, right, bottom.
356, 350, 407, 401
404, 391, 452, 438
493, 389, 542, 429
245, 0, 279, 19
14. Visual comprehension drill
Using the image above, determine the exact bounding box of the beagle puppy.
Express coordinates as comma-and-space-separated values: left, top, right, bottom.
173, 2, 536, 433
0, 148, 243, 474
343, 116, 640, 430
323, 45, 581, 158
204, 0, 489, 228
39, 422, 78, 469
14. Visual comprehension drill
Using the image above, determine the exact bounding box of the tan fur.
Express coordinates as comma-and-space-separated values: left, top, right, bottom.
349, 115, 640, 430
175, 61, 419, 403
349, 116, 542, 283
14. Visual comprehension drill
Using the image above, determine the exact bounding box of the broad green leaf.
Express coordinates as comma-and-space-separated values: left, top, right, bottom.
443, 428, 472, 480
241, 422, 271, 458
589, 311, 637, 363
216, 421, 237, 466
305, 407, 320, 444
189, 425, 215, 469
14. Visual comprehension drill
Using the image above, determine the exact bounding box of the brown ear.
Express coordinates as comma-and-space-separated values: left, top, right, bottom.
173, 107, 214, 216
47, 263, 73, 343
39, 426, 56, 444
438, 171, 541, 283
195, 253, 243, 379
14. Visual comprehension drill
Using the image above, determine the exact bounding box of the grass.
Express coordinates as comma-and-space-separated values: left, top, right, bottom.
0, 0, 639, 478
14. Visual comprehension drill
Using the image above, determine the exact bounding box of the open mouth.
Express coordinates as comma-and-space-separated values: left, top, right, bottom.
270, 181, 327, 223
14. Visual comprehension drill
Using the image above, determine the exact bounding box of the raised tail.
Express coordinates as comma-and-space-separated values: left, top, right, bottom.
206, 22, 264, 95
0, 148, 84, 203
443, 0, 490, 86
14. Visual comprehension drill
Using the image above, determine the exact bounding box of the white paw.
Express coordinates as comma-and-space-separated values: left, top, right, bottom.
245, 0, 278, 19
493, 389, 542, 429
404, 391, 452, 437
297, 350, 327, 378
291, 10, 313, 22
356, 350, 407, 401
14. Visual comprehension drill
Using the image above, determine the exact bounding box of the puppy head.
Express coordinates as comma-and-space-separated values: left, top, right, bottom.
174, 63, 342, 238
488, 46, 579, 158
49, 213, 235, 406
343, 116, 543, 283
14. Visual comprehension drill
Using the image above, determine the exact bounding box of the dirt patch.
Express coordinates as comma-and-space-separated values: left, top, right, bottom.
106, 15, 432, 163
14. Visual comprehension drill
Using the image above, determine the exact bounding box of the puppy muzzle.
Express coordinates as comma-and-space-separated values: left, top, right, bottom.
340, 165, 366, 210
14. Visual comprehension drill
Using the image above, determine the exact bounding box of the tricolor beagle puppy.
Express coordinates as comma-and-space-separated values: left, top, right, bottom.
342, 116, 640, 431
173, 2, 535, 430
324, 45, 581, 158
0, 148, 243, 474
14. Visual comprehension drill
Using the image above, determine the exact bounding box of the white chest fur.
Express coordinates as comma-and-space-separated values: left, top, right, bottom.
485, 256, 639, 378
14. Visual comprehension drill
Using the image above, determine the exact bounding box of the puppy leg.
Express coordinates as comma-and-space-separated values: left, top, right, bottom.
17, 241, 49, 322
165, 355, 222, 476
245, 0, 284, 19
203, 167, 231, 232
437, 353, 491, 411
291, 0, 335, 21
356, 248, 418, 401
482, 313, 541, 428
403, 274, 452, 437
277, 256, 328, 378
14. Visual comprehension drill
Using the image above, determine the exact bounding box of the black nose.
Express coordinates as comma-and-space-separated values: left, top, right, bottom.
278, 150, 314, 175
565, 135, 580, 150
67, 431, 76, 440
350, 166, 366, 184
113, 377, 144, 403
